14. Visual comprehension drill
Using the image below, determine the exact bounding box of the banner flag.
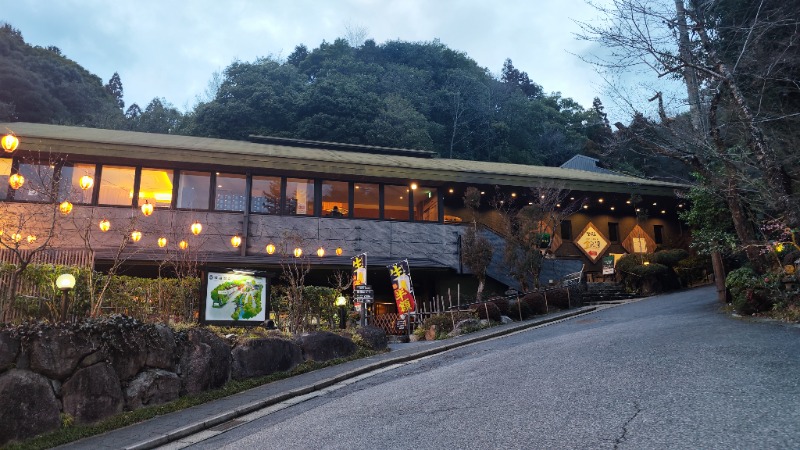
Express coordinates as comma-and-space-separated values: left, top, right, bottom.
352, 253, 367, 287
387, 259, 416, 314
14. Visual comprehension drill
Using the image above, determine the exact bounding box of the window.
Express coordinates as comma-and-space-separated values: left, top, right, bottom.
285, 178, 314, 215
560, 220, 573, 241
414, 186, 438, 222
98, 165, 135, 206
139, 168, 174, 208
251, 175, 281, 214
0, 158, 12, 201
384, 185, 409, 221
322, 180, 348, 217
215, 173, 246, 212
353, 183, 379, 219
654, 225, 664, 245
177, 171, 211, 209
608, 222, 619, 242
59, 163, 96, 204
15, 161, 56, 202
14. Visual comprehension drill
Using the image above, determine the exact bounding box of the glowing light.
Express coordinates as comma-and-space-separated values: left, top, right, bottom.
79, 175, 94, 191
583, 204, 589, 209
643, 261, 651, 266
141, 201, 154, 216
8, 173, 24, 190
179, 240, 188, 250
59, 201, 73, 215
598, 198, 604, 203
336, 247, 343, 256
293, 247, 303, 258
190, 221, 202, 235
158, 237, 167, 248
231, 234, 242, 248
626, 199, 632, 204
511, 192, 517, 198
130, 230, 142, 242
99, 219, 110, 232
11, 233, 21, 243
448, 188, 454, 194
410, 183, 418, 190
26, 235, 36, 244
610, 206, 616, 211
1, 134, 19, 153
661, 210, 666, 214
266, 243, 276, 255
316, 247, 325, 257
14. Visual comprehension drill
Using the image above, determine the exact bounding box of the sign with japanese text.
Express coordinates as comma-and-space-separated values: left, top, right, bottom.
602, 256, 615, 275
202, 270, 268, 325
575, 222, 610, 263
352, 253, 367, 287
387, 260, 417, 315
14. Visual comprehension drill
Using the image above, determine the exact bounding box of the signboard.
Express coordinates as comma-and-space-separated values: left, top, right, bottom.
352, 253, 367, 287
387, 260, 417, 314
201, 269, 269, 325
602, 256, 615, 275
575, 222, 610, 263
354, 284, 374, 304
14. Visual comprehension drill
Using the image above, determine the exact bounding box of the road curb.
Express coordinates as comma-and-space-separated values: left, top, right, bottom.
124, 305, 598, 450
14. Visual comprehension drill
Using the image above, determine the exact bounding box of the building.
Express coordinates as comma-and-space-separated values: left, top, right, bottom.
0, 122, 688, 312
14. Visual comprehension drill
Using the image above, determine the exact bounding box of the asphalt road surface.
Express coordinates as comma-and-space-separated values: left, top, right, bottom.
178, 286, 800, 449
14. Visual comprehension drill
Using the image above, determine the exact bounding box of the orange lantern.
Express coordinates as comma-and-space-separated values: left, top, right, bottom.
231, 234, 242, 248
59, 200, 73, 215
179, 240, 188, 250
190, 221, 202, 235
335, 247, 343, 256
99, 219, 110, 232
316, 247, 325, 257
141, 201, 154, 216
11, 233, 22, 243
158, 237, 167, 248
1, 134, 19, 153
79, 175, 94, 191
8, 173, 24, 190
130, 230, 142, 242
266, 243, 276, 255
293, 247, 303, 258
26, 235, 36, 244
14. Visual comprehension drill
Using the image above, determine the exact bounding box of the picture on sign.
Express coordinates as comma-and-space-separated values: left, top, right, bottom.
575, 222, 610, 263
201, 269, 269, 325
602, 255, 615, 275
352, 253, 367, 287
387, 260, 416, 314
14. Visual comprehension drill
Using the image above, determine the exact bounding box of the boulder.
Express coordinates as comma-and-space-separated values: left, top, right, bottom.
425, 325, 438, 341
448, 319, 481, 338
27, 328, 97, 380
0, 331, 19, 373
297, 331, 357, 362
145, 324, 177, 371
125, 369, 180, 410
178, 328, 230, 394
355, 326, 388, 350
109, 327, 149, 382
62, 363, 124, 425
230, 338, 303, 380
0, 369, 60, 446
500, 315, 514, 324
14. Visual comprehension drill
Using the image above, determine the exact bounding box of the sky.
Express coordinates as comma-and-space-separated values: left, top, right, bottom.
5, 0, 638, 122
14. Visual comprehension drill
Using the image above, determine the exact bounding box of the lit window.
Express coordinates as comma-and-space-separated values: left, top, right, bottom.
0, 158, 12, 200
98, 165, 135, 206
140, 168, 174, 208
322, 180, 348, 217
58, 163, 96, 204
384, 185, 409, 221
414, 186, 438, 222
353, 183, 379, 219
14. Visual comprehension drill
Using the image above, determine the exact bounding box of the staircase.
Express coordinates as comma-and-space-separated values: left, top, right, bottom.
583, 282, 638, 304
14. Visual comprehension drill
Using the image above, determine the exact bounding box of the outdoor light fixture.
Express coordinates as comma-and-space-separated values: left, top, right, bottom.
410, 182, 418, 190
643, 261, 651, 266
27, 235, 36, 244
141, 201, 154, 216
335, 295, 347, 329
56, 273, 76, 322
316, 247, 325, 257
293, 247, 303, 258
610, 206, 616, 211
99, 219, 110, 232
79, 175, 94, 191
231, 234, 242, 248
448, 188, 454, 194
598, 198, 604, 203
266, 243, 276, 255
59, 200, 73, 215
179, 240, 188, 250
336, 246, 343, 256
661, 210, 666, 214
511, 192, 517, 197
626, 199, 632, 204
130, 230, 142, 242
583, 204, 589, 209
191, 221, 202, 235
158, 237, 167, 248
2, 134, 19, 153
8, 173, 24, 190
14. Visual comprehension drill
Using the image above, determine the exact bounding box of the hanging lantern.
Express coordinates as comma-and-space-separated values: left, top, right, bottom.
141, 200, 154, 216
1, 134, 19, 153
293, 247, 303, 258
27, 235, 36, 244
231, 234, 242, 248
8, 173, 24, 190
335, 246, 343, 256
266, 243, 276, 255
79, 175, 94, 191
316, 246, 325, 257
99, 218, 110, 232
179, 240, 188, 250
11, 233, 22, 243
190, 221, 202, 235
157, 237, 167, 248
59, 200, 73, 215
130, 230, 142, 242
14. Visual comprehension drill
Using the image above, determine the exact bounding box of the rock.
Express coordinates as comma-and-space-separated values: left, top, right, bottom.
500, 315, 514, 324
297, 332, 357, 362
110, 327, 149, 382
0, 331, 19, 373
28, 328, 97, 380
80, 350, 108, 368
145, 324, 177, 371
425, 325, 438, 341
408, 334, 420, 342
62, 363, 124, 424
0, 369, 61, 446
230, 338, 303, 380
178, 328, 230, 394
355, 326, 388, 350
125, 369, 180, 410
454, 319, 481, 335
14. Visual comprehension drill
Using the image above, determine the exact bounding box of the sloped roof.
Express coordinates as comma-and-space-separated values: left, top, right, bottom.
560, 154, 619, 175
1, 123, 686, 195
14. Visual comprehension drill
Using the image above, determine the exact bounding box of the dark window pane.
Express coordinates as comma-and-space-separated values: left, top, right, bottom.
59, 163, 96, 204
215, 173, 246, 211
384, 185, 409, 221
16, 161, 56, 202
0, 158, 10, 200
322, 180, 348, 217
414, 186, 438, 222
560, 220, 573, 241
285, 178, 314, 215
353, 183, 379, 219
608, 222, 619, 242
98, 165, 135, 206
251, 175, 281, 214
177, 171, 210, 209
654, 225, 664, 245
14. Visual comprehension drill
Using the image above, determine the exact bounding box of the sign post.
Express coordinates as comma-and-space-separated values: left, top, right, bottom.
354, 284, 373, 327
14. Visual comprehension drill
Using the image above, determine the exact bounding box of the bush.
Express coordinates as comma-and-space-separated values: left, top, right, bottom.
419, 311, 475, 336
508, 300, 532, 320
489, 297, 510, 316
473, 302, 501, 322
651, 249, 690, 268
616, 254, 671, 294
522, 292, 547, 315
675, 254, 712, 286
725, 267, 781, 315
545, 288, 571, 310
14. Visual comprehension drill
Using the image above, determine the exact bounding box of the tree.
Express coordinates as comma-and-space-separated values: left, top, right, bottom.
104, 72, 124, 109
460, 187, 494, 300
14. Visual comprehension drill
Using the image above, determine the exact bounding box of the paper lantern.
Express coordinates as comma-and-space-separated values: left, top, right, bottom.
266, 243, 276, 255
158, 237, 167, 248
8, 173, 24, 190
130, 230, 142, 242
316, 247, 325, 257
179, 240, 188, 250
79, 175, 94, 190
59, 201, 73, 215
141, 201, 154, 216
231, 234, 242, 248
11, 233, 21, 243
190, 221, 202, 235
293, 247, 303, 258
335, 247, 343, 256
26, 235, 36, 244
99, 219, 110, 232
1, 134, 18, 153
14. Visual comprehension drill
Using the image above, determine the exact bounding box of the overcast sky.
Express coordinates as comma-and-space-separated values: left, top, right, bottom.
5, 0, 635, 121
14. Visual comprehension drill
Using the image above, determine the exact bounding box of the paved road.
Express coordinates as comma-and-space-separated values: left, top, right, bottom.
175, 286, 800, 449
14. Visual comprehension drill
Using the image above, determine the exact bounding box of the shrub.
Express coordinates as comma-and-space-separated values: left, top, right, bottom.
545, 288, 571, 310
419, 311, 475, 337
490, 297, 510, 316
522, 292, 547, 315
675, 254, 713, 286
473, 302, 501, 322
616, 254, 671, 294
508, 300, 532, 320
651, 249, 690, 268
725, 267, 781, 315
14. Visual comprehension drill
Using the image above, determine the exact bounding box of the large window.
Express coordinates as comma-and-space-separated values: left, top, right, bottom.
0, 158, 12, 201
353, 183, 379, 219
384, 185, 409, 221
215, 172, 246, 212
251, 175, 281, 214
414, 186, 438, 222
15, 162, 56, 202
322, 180, 348, 217
608, 222, 619, 242
98, 165, 135, 206
285, 178, 314, 215
177, 171, 210, 209
59, 163, 96, 204
560, 220, 573, 241
139, 168, 174, 209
